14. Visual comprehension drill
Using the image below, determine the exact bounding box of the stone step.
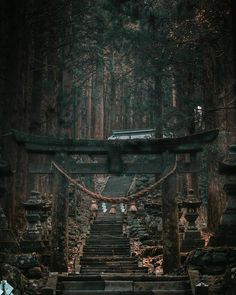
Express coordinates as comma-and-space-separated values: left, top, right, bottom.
60, 277, 192, 295
92, 219, 123, 222
82, 253, 130, 256
94, 217, 124, 219
87, 235, 128, 238
81, 255, 135, 258
84, 246, 130, 250
84, 245, 130, 249
80, 257, 137, 263
90, 227, 123, 230
87, 237, 128, 240
82, 252, 130, 256
87, 238, 125, 241
92, 224, 123, 226
61, 279, 190, 291
83, 246, 130, 251
80, 264, 138, 267
89, 233, 123, 236
80, 266, 148, 271
80, 260, 137, 264
92, 222, 123, 225
80, 261, 138, 266
95, 216, 124, 219
80, 265, 139, 269
85, 245, 129, 249
83, 250, 130, 254
88, 234, 127, 237
83, 247, 130, 251
62, 291, 154, 295
89, 232, 123, 234
91, 223, 123, 226
86, 239, 130, 246
79, 269, 148, 273
85, 241, 129, 245
89, 232, 123, 236
60, 274, 190, 280
90, 229, 122, 232
62, 291, 192, 295
90, 228, 123, 229
80, 270, 148, 275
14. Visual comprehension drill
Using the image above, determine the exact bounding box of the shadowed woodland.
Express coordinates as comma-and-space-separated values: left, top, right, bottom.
0, 0, 236, 294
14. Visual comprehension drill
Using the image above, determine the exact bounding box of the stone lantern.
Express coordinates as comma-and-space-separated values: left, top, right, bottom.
20, 190, 45, 253
181, 189, 204, 252
211, 145, 236, 246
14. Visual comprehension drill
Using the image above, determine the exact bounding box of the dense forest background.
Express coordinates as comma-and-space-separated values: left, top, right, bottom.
0, 0, 235, 231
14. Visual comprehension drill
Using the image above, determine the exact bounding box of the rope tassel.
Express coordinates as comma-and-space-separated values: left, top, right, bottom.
51, 159, 177, 204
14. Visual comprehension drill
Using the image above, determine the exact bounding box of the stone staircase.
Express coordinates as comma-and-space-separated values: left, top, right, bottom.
56, 211, 192, 294
54, 176, 192, 294
57, 274, 192, 295
80, 212, 147, 275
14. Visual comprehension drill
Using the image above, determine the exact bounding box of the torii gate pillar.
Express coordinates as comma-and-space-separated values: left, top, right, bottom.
162, 171, 180, 273
51, 157, 68, 272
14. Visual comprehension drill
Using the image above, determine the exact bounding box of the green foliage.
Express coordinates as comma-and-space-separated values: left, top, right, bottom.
26, 0, 232, 137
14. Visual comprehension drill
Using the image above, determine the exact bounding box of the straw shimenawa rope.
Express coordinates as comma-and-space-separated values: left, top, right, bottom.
51, 158, 177, 204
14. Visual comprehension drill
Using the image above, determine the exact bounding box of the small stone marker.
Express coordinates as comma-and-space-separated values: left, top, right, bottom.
0, 280, 14, 294
195, 282, 208, 295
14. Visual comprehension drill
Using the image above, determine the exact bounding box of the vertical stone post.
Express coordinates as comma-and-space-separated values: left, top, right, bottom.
68, 184, 76, 218
211, 145, 236, 246
0, 205, 19, 253
190, 153, 199, 198
177, 195, 185, 245
162, 172, 180, 273
20, 191, 44, 253
51, 162, 68, 272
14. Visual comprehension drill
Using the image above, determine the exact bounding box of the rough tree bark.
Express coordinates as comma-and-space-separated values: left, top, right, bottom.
94, 51, 104, 139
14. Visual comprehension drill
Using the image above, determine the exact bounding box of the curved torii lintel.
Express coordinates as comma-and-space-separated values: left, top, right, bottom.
10, 129, 218, 154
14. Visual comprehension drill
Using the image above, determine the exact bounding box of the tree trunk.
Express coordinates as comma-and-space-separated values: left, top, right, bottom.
154, 75, 163, 139
94, 51, 104, 139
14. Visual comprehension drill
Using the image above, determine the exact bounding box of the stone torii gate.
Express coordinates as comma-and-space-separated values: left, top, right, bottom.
10, 129, 218, 273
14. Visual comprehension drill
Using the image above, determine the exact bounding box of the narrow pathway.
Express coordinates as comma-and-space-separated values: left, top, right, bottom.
57, 176, 192, 295
80, 211, 148, 275
81, 174, 145, 275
